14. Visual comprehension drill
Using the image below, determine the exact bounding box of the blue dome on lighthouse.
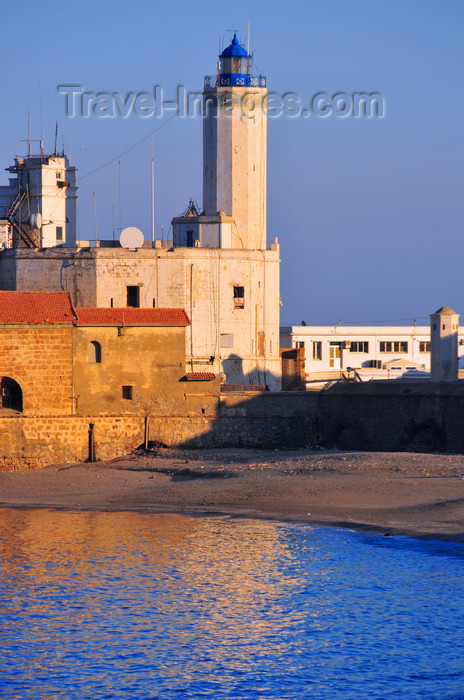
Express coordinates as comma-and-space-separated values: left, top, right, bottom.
220, 33, 248, 58
204, 32, 266, 90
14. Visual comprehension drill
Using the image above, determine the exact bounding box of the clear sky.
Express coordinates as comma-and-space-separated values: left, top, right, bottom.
1, 0, 463, 325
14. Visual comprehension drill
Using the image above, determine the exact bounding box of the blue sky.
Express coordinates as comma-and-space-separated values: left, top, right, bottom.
1, 0, 463, 325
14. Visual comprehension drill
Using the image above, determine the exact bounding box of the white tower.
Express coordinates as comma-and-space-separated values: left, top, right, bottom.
202, 33, 267, 250
430, 306, 459, 381
0, 153, 77, 248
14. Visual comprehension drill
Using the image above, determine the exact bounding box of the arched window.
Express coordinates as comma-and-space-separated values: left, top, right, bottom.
1, 377, 23, 411
88, 341, 102, 363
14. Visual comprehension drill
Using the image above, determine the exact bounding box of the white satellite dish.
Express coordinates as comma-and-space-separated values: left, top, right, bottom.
119, 226, 144, 250
29, 213, 42, 230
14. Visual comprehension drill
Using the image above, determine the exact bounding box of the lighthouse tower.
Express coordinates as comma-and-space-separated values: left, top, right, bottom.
169, 33, 280, 388
202, 33, 267, 250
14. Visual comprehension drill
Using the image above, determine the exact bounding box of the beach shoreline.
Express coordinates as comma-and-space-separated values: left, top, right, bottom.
1, 448, 464, 542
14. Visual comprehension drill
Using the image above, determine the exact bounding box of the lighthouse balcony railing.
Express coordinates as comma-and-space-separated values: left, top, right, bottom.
204, 74, 266, 89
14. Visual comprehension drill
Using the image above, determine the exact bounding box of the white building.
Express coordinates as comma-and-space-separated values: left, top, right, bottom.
280, 323, 464, 383
0, 34, 281, 390
0, 153, 77, 248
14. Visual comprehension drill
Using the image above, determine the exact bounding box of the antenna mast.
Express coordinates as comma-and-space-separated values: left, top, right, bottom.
151, 138, 155, 245
111, 172, 115, 243
27, 105, 31, 157
93, 191, 98, 242
39, 89, 44, 162
54, 119, 59, 155
118, 160, 122, 232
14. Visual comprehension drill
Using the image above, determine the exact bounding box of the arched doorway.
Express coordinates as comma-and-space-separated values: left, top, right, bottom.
1, 377, 23, 411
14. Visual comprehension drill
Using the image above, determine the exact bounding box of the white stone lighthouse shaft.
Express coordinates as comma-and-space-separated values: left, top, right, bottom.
202, 85, 267, 251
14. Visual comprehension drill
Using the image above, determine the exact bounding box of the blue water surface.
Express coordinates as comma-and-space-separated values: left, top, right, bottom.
0, 509, 463, 699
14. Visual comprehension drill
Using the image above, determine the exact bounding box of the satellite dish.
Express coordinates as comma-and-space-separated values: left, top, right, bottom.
119, 227, 144, 250
29, 213, 42, 230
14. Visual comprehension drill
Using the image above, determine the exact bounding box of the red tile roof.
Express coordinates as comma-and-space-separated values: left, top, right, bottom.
185, 372, 216, 381
0, 292, 190, 327
0, 291, 76, 324
75, 308, 190, 326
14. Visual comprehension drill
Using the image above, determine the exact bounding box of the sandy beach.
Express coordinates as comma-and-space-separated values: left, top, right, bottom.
1, 448, 464, 542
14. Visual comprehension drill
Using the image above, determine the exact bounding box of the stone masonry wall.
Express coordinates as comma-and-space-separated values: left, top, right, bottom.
3, 386, 464, 471
0, 414, 144, 470
154, 388, 464, 453
0, 325, 73, 415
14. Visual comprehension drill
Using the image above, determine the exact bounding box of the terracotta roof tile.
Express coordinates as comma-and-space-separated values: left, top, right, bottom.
0, 291, 76, 324
75, 308, 190, 326
0, 292, 190, 327
185, 372, 216, 381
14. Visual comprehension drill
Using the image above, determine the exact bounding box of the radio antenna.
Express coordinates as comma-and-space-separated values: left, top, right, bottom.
27, 105, 31, 157
54, 119, 59, 155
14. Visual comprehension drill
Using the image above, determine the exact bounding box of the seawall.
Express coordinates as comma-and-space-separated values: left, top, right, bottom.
1, 382, 464, 470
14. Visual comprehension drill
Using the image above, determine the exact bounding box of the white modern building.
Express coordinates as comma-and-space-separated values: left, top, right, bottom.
280, 322, 464, 383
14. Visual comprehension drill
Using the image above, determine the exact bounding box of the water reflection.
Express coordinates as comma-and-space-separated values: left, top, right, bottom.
0, 508, 463, 699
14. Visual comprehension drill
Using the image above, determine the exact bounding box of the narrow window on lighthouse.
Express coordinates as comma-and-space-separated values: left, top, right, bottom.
234, 286, 245, 309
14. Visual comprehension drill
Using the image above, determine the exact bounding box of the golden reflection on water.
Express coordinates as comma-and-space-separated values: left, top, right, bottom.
1, 509, 463, 698
0, 508, 305, 652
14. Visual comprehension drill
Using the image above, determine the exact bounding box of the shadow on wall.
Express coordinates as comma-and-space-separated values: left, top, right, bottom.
173, 381, 464, 454
221, 353, 280, 390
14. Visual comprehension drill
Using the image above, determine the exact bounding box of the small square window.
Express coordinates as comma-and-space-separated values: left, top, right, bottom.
220, 333, 234, 348
122, 385, 133, 400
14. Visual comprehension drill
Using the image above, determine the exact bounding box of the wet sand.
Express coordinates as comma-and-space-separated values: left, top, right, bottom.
1, 448, 464, 542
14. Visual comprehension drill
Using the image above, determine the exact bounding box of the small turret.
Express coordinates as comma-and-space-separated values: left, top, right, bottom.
430, 306, 460, 381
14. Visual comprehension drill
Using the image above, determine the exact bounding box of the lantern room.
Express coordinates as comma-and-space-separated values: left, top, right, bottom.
218, 33, 252, 86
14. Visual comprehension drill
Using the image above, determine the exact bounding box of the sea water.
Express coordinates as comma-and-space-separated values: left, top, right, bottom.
0, 508, 463, 699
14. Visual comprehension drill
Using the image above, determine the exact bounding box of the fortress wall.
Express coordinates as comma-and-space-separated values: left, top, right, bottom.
2, 386, 464, 470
